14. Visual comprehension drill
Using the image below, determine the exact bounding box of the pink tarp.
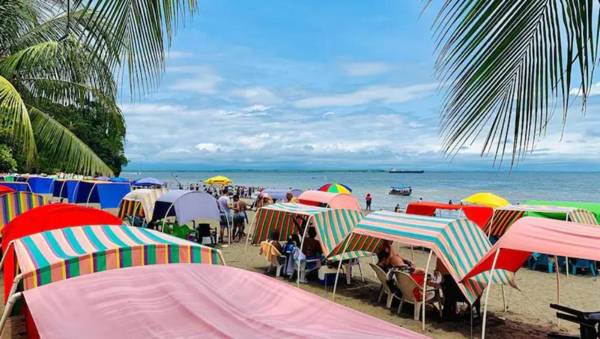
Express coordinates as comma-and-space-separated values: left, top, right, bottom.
24, 264, 425, 339
298, 190, 362, 211
464, 217, 600, 280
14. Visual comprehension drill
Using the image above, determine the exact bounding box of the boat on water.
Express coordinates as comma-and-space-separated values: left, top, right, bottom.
389, 185, 412, 196
388, 168, 424, 173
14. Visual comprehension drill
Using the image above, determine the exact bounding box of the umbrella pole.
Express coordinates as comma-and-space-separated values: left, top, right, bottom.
422, 250, 433, 331
332, 237, 352, 300
482, 248, 501, 339
0, 292, 22, 337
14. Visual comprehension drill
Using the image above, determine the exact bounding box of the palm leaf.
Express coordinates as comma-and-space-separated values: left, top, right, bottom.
434, 0, 598, 165
28, 104, 114, 176
0, 75, 36, 164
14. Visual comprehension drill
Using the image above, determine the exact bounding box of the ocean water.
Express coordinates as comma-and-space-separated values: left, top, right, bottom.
120, 170, 600, 210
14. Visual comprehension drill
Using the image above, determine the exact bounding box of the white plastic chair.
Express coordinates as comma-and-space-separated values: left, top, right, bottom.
395, 271, 442, 320
369, 263, 401, 309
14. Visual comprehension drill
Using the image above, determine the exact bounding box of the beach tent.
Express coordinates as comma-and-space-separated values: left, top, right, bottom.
462, 217, 600, 338
463, 192, 510, 208
109, 177, 129, 183
204, 175, 232, 185
249, 203, 365, 259
152, 190, 220, 225
406, 201, 493, 230
330, 211, 514, 329
18, 264, 424, 339
0, 192, 47, 231
0, 182, 31, 192
1, 204, 122, 301
298, 190, 362, 211
525, 200, 600, 223
72, 180, 132, 208
0, 185, 15, 196
485, 204, 598, 237
52, 179, 80, 202
118, 188, 167, 223
132, 177, 164, 187
261, 188, 303, 202
25, 177, 54, 194
318, 182, 352, 194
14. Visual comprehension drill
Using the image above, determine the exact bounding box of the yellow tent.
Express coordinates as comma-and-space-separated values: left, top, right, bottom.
204, 175, 232, 186
462, 192, 510, 208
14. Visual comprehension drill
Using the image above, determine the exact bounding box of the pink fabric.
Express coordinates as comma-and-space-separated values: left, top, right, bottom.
298, 190, 361, 211
464, 217, 600, 279
24, 264, 425, 339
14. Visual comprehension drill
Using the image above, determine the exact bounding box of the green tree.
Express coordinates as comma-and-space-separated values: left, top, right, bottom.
434, 1, 597, 165
0, 0, 197, 175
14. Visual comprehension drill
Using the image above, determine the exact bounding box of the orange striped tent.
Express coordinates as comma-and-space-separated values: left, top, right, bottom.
117, 188, 167, 223
249, 203, 365, 258
6, 225, 224, 296
330, 211, 515, 304
0, 192, 47, 231
485, 204, 598, 237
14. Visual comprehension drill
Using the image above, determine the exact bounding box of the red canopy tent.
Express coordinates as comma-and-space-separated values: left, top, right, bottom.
462, 217, 600, 338
1, 204, 122, 301
406, 201, 493, 229
0, 185, 15, 196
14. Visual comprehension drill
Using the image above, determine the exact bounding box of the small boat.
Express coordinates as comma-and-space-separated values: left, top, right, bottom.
388, 168, 424, 173
389, 185, 412, 196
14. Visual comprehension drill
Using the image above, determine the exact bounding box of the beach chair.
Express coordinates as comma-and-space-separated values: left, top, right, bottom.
570, 259, 597, 276
369, 263, 401, 309
259, 241, 286, 277
395, 271, 442, 321
528, 253, 555, 273
550, 304, 600, 339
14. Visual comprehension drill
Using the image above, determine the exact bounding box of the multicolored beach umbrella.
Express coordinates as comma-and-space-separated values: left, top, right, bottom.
329, 210, 515, 304
318, 182, 352, 194
9, 224, 224, 292
249, 202, 366, 259
0, 192, 47, 231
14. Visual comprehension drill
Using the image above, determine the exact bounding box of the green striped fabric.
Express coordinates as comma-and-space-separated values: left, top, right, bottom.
329, 210, 514, 304
251, 203, 364, 258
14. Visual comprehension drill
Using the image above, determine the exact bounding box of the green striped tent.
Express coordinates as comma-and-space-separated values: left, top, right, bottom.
330, 210, 514, 304
250, 203, 366, 258
485, 204, 598, 237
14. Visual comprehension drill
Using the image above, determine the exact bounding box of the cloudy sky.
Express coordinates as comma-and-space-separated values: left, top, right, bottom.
122, 1, 600, 171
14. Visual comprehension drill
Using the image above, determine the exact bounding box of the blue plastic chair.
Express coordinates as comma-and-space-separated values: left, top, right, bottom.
570, 259, 597, 276
528, 253, 554, 273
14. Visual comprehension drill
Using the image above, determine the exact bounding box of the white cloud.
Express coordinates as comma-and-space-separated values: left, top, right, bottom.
343, 62, 390, 76
323, 111, 336, 117
169, 67, 222, 94
167, 50, 193, 59
231, 86, 280, 104
294, 83, 438, 108
195, 143, 221, 153
570, 82, 600, 97
243, 104, 271, 113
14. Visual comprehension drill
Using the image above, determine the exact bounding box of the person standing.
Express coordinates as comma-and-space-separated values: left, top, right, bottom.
232, 194, 247, 242
218, 188, 231, 242
365, 193, 372, 211
394, 204, 400, 213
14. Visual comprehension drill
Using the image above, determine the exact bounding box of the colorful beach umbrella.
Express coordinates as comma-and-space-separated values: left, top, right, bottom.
318, 182, 352, 194
204, 175, 232, 185
463, 192, 510, 208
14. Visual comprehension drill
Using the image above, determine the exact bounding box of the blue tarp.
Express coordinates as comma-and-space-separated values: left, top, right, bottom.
27, 177, 54, 194
73, 181, 131, 208
110, 177, 130, 183
133, 177, 164, 187
0, 182, 31, 192
52, 180, 80, 202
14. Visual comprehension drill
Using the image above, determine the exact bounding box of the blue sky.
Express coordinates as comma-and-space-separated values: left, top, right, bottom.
122, 1, 600, 171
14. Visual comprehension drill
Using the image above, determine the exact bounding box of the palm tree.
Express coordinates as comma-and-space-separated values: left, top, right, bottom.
0, 0, 197, 175
434, 1, 597, 165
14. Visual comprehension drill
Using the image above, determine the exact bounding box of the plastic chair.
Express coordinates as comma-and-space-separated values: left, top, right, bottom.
259, 241, 286, 277
570, 259, 597, 276
528, 253, 555, 273
395, 271, 442, 321
369, 263, 401, 309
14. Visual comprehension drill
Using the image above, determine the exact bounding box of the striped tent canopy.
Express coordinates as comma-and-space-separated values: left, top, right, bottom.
118, 188, 167, 222
250, 203, 365, 258
485, 204, 598, 237
0, 192, 47, 231
329, 211, 514, 304
10, 225, 224, 291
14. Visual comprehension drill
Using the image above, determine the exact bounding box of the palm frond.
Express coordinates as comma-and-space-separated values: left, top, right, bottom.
28, 104, 114, 176
0, 75, 36, 164
435, 0, 598, 165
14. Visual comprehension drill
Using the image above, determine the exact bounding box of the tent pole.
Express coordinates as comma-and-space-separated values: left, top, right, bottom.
555, 255, 561, 326
0, 292, 22, 337
162, 202, 175, 233
564, 214, 569, 278
482, 248, 501, 339
0, 242, 14, 271
297, 217, 310, 287
332, 236, 352, 300
86, 182, 97, 207
422, 250, 433, 331
501, 286, 507, 312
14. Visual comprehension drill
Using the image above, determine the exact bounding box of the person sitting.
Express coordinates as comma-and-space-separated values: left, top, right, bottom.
268, 230, 283, 253
301, 227, 322, 258
376, 240, 422, 274
286, 192, 299, 203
